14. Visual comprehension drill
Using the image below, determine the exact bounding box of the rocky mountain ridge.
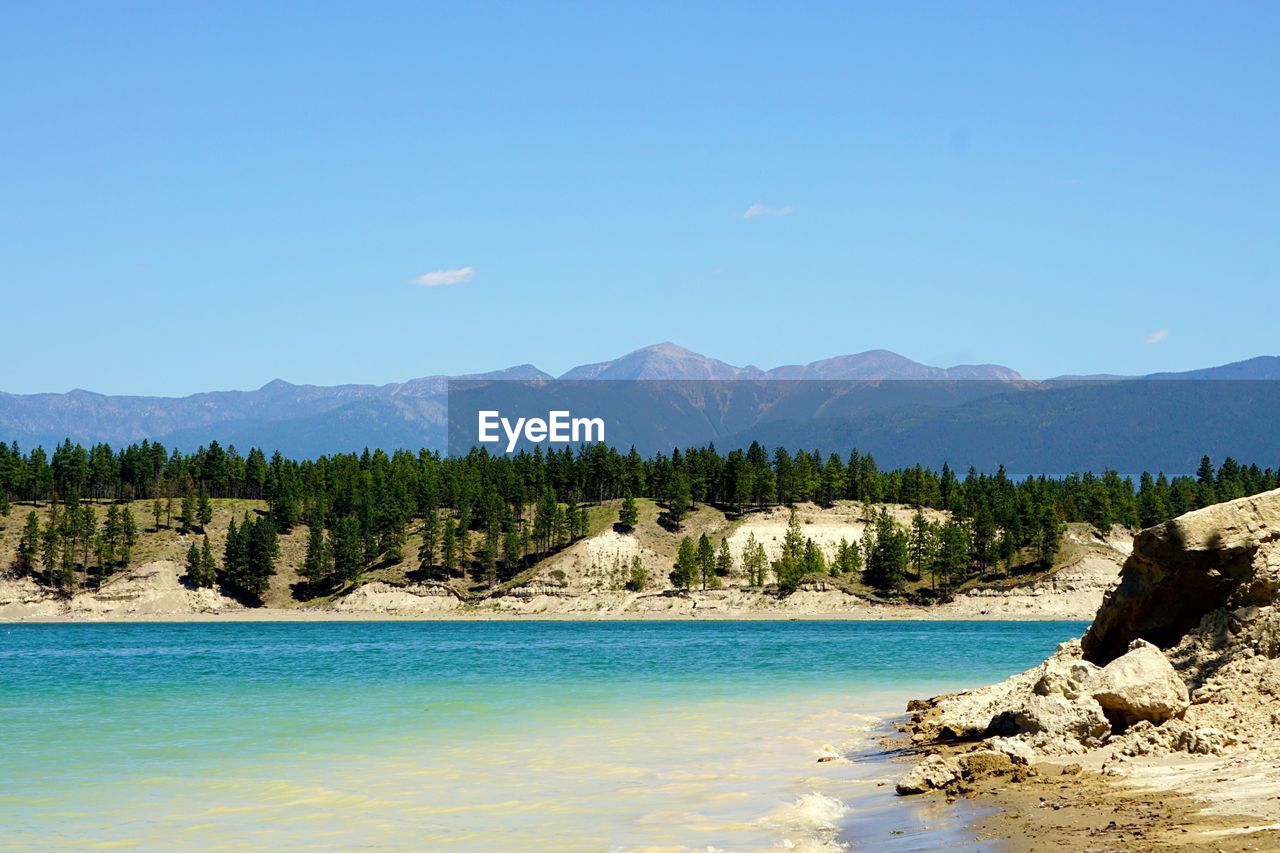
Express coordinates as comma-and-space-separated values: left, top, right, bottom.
3, 345, 1278, 461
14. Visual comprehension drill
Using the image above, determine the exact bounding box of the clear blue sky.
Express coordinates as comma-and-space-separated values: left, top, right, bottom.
3, 2, 1277, 395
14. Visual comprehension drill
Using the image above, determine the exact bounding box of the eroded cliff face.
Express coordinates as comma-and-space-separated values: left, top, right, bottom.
0, 560, 241, 618
899, 488, 1280, 795
1083, 489, 1280, 664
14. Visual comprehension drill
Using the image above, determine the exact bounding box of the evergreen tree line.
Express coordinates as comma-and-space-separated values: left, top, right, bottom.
3, 436, 1277, 597
11, 495, 138, 593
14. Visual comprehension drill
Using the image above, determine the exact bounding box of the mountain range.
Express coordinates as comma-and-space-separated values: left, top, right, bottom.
557, 343, 1023, 381
3, 343, 1279, 471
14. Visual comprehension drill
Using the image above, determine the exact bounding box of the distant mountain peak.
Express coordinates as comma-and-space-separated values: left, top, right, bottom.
558, 343, 762, 381
557, 343, 1021, 382
461, 364, 553, 381
636, 341, 695, 355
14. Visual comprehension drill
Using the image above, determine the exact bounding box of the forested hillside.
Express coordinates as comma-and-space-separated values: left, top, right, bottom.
1, 438, 1274, 609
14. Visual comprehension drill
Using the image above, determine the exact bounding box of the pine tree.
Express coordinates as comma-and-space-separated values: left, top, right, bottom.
996, 529, 1017, 574
482, 521, 500, 588
120, 508, 137, 566
772, 508, 806, 593
380, 522, 406, 564
239, 516, 279, 597
670, 536, 698, 590
41, 503, 61, 574
715, 538, 733, 577
864, 510, 908, 593
696, 533, 717, 590
625, 555, 647, 591
565, 495, 579, 540
17, 511, 40, 575
302, 520, 333, 585
103, 504, 121, 564
196, 488, 213, 531
1137, 472, 1170, 528
331, 515, 364, 585
741, 532, 769, 587
666, 473, 691, 528
200, 536, 217, 587
419, 510, 439, 568
1196, 455, 1217, 507
819, 453, 846, 507
1036, 504, 1063, 568
909, 509, 935, 577
502, 526, 522, 572
185, 541, 202, 585
553, 504, 569, 548
833, 537, 863, 576
617, 493, 638, 531
801, 539, 827, 575
92, 532, 110, 583
441, 517, 457, 574
971, 506, 996, 574
533, 489, 557, 554
932, 518, 970, 592
518, 520, 531, 569
222, 516, 247, 585
78, 504, 96, 569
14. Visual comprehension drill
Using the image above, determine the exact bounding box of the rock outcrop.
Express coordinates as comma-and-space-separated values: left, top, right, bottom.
895, 755, 960, 795
939, 550, 1126, 620
1, 560, 240, 618
899, 488, 1280, 795
331, 581, 462, 613
1088, 639, 1188, 727
1082, 489, 1280, 663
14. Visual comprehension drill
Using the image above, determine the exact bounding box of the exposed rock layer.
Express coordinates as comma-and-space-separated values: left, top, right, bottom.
0, 560, 240, 618
1083, 489, 1280, 663
900, 488, 1280, 796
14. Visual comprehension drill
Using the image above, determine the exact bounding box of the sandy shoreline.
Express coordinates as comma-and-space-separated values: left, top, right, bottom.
1, 560, 1102, 623
883, 721, 1280, 851
0, 607, 1093, 624
972, 762, 1280, 851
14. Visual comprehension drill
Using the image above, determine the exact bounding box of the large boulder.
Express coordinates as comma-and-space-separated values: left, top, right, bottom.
895, 755, 960, 795
984, 736, 1036, 765
957, 749, 1017, 779
1083, 489, 1280, 664
993, 693, 1111, 753
1089, 639, 1189, 727
908, 640, 1087, 741
1034, 655, 1100, 700
906, 640, 1113, 754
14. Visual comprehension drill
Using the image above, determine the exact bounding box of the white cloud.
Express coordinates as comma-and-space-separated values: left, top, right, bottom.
743, 202, 795, 219
414, 266, 475, 287
1144, 329, 1169, 345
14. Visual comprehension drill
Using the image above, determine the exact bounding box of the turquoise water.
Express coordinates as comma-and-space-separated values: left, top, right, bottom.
0, 621, 1083, 850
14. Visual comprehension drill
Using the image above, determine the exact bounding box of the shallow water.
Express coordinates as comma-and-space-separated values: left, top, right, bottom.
0, 620, 1083, 849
